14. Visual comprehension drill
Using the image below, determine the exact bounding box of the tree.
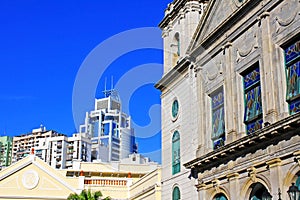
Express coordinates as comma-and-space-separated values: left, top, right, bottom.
67, 189, 109, 200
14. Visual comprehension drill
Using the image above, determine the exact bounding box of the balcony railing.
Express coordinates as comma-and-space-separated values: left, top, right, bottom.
84, 179, 127, 186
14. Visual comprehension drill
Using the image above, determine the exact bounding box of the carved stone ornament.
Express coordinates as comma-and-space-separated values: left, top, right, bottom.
22, 170, 39, 190
236, 27, 259, 63
199, 60, 223, 83
232, 0, 246, 8
274, 0, 299, 33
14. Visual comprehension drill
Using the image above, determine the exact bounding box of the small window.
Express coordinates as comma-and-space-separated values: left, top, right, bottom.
284, 40, 300, 114
211, 88, 225, 149
172, 186, 180, 200
172, 99, 179, 119
172, 33, 180, 66
243, 65, 263, 134
172, 131, 180, 175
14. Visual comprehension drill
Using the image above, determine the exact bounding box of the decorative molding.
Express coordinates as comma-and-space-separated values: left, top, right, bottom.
236, 28, 259, 63
247, 166, 257, 183
232, 0, 246, 8
22, 170, 39, 190
39, 176, 62, 191
274, 1, 298, 33
266, 158, 282, 168
0, 176, 20, 189
227, 172, 239, 181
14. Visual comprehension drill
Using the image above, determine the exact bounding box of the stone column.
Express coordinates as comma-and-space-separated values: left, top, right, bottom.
266, 158, 282, 200
259, 12, 278, 123
195, 65, 207, 156
222, 42, 237, 143
227, 173, 240, 199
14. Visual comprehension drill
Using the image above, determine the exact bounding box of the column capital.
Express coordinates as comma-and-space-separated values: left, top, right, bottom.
258, 11, 270, 20
266, 158, 282, 168
293, 151, 300, 165
227, 172, 239, 181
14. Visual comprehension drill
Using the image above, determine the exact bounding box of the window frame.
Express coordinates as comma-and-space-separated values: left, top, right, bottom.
210, 87, 225, 149
284, 39, 300, 114
172, 131, 180, 175
242, 64, 263, 135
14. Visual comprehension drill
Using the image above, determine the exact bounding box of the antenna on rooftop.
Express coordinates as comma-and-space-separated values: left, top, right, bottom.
104, 77, 107, 92
111, 76, 114, 90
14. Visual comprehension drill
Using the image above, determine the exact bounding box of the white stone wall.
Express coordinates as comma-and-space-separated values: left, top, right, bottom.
159, 0, 300, 199
159, 1, 208, 199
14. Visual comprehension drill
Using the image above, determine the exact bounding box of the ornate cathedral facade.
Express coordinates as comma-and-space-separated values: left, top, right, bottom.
156, 0, 300, 199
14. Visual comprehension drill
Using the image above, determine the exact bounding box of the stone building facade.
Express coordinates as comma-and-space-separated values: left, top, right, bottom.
156, 0, 300, 199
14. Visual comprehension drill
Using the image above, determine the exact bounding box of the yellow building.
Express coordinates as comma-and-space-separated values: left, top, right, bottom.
0, 154, 161, 200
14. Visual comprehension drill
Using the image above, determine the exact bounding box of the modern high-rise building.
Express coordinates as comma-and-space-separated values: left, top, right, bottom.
0, 136, 13, 167
12, 125, 91, 169
79, 89, 137, 162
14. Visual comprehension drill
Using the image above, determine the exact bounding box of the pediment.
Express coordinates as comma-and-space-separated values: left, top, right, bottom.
0, 156, 76, 199
189, 0, 248, 51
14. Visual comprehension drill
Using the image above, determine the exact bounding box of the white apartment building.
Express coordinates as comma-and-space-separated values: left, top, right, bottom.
79, 89, 137, 162
12, 125, 91, 169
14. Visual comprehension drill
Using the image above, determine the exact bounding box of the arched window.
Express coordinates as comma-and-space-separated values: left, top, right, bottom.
249, 183, 272, 200
296, 175, 300, 190
172, 33, 180, 66
174, 32, 180, 56
213, 194, 228, 200
172, 186, 180, 200
172, 131, 180, 175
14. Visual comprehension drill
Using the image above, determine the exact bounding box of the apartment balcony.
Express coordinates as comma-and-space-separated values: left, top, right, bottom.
56, 163, 61, 169
57, 142, 62, 148
66, 156, 73, 161
66, 161, 72, 167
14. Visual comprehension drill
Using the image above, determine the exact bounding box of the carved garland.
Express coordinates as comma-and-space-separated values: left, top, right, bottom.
274, 0, 299, 33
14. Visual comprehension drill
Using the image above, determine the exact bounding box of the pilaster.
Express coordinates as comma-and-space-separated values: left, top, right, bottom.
222, 42, 237, 143
195, 65, 207, 157
227, 173, 240, 199
259, 11, 278, 123
266, 158, 282, 199
197, 182, 207, 200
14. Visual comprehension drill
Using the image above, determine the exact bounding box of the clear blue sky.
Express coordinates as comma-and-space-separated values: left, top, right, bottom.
0, 0, 171, 163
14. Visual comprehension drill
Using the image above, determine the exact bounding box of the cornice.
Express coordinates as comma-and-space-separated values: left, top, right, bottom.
159, 0, 208, 29
184, 112, 300, 173
188, 0, 261, 57
155, 57, 191, 91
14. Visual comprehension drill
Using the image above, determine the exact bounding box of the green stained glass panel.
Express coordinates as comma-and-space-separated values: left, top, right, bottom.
172, 99, 179, 118
172, 187, 180, 200
172, 131, 180, 175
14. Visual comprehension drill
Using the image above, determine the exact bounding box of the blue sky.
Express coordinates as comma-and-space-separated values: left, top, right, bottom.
0, 0, 171, 163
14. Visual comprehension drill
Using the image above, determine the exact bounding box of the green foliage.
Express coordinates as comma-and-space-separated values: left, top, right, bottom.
67, 189, 107, 200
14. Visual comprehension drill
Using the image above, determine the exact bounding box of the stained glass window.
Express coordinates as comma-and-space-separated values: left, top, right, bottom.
285, 40, 300, 114
172, 99, 179, 119
172, 186, 180, 200
211, 88, 225, 149
243, 66, 263, 135
172, 131, 180, 175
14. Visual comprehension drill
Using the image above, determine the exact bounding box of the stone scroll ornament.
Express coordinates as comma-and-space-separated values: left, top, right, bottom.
274, 0, 299, 33
232, 0, 245, 8
236, 28, 259, 63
